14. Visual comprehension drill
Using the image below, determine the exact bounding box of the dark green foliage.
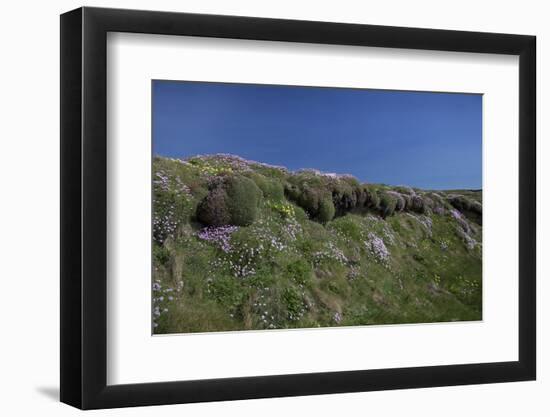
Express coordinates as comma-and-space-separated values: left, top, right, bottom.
448, 195, 472, 211
282, 287, 305, 319
287, 182, 336, 222
284, 183, 302, 202
285, 259, 312, 286
355, 185, 369, 207
197, 175, 262, 226
249, 173, 284, 200
318, 197, 336, 223
153, 245, 171, 266
299, 185, 324, 215
448, 194, 482, 225
379, 191, 397, 218
470, 201, 482, 215
329, 177, 361, 215
365, 186, 380, 209
207, 275, 244, 309
225, 176, 262, 226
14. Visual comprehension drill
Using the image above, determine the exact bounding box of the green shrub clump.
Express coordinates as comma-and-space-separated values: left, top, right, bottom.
318, 197, 336, 223
197, 175, 262, 226
379, 191, 397, 218
365, 186, 380, 209
330, 180, 358, 214
448, 195, 472, 212
410, 195, 426, 213
287, 184, 335, 223
196, 186, 231, 226
249, 173, 284, 200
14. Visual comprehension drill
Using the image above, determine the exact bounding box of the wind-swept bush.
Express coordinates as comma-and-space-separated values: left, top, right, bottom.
196, 175, 261, 226
394, 185, 415, 196
427, 192, 446, 214
298, 186, 324, 215
249, 173, 284, 200
225, 175, 262, 226
284, 180, 334, 222
318, 197, 336, 223
401, 193, 412, 210
448, 194, 482, 224
331, 181, 358, 215
422, 196, 434, 215
196, 186, 231, 226
448, 195, 472, 212
409, 195, 426, 214
387, 191, 405, 212
379, 191, 398, 218
470, 200, 482, 215
284, 183, 302, 202
365, 186, 380, 210
355, 185, 369, 207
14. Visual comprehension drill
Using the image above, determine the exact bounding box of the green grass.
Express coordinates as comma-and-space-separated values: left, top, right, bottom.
152, 154, 482, 334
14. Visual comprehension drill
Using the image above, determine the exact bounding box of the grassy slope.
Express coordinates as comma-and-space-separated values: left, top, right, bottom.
152, 154, 482, 334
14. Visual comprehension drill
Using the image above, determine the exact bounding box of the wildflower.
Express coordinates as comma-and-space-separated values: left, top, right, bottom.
197, 225, 239, 253
365, 232, 390, 263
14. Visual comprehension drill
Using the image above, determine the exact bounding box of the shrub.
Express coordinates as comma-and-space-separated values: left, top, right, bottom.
379, 191, 397, 218
448, 194, 482, 225
292, 205, 309, 222
448, 195, 472, 212
402, 194, 412, 210
410, 195, 426, 213
196, 186, 231, 226
470, 200, 482, 215
196, 175, 261, 226
298, 185, 323, 216
355, 186, 368, 207
365, 186, 380, 209
329, 178, 360, 214
249, 173, 284, 200
284, 183, 302, 202
318, 197, 336, 223
427, 192, 446, 214
225, 175, 262, 226
394, 186, 415, 195
387, 191, 405, 212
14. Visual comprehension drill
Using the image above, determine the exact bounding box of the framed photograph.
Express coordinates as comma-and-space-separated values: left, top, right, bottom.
60, 6, 536, 409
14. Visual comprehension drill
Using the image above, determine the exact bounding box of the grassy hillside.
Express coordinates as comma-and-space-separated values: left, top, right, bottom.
152, 154, 482, 334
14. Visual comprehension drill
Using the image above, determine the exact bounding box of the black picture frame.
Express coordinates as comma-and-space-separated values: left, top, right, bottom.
60, 6, 536, 410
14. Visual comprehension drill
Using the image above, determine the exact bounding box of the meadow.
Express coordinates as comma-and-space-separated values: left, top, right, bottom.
152, 154, 482, 334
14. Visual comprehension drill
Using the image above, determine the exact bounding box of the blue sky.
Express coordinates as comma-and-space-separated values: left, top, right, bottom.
152, 81, 482, 190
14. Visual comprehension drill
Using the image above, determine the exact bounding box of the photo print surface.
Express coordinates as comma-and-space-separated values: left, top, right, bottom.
152, 80, 482, 335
